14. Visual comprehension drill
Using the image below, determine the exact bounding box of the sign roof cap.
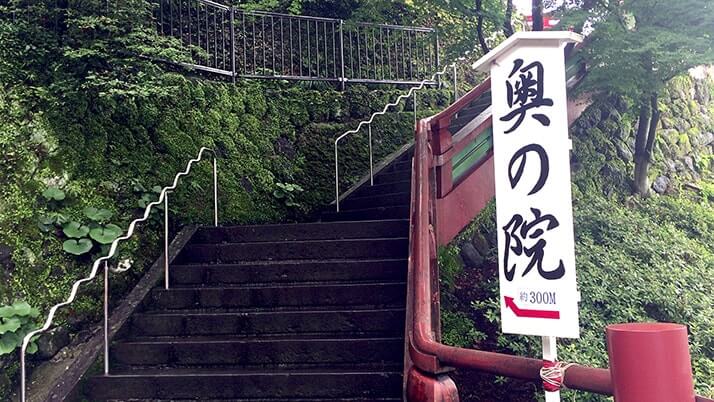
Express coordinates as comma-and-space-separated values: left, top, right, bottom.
472, 31, 584, 72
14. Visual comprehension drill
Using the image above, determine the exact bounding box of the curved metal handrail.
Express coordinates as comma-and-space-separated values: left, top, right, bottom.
20, 146, 218, 402
333, 63, 455, 211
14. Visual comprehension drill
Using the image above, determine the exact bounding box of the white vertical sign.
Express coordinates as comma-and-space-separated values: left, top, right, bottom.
477, 32, 582, 339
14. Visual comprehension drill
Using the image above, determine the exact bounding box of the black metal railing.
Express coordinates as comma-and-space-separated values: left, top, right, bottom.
153, 0, 440, 86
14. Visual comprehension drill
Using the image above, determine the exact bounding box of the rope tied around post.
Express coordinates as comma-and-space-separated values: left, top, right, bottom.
540, 360, 578, 392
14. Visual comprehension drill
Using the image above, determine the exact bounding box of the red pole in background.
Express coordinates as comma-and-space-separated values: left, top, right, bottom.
607, 323, 696, 402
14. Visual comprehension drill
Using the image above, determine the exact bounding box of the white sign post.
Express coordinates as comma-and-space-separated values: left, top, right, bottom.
474, 31, 583, 401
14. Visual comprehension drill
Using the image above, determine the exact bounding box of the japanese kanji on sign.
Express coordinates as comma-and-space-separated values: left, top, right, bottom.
475, 32, 584, 339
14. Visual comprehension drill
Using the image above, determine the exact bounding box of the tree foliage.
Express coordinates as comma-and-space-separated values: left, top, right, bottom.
556, 0, 714, 194
575, 0, 714, 100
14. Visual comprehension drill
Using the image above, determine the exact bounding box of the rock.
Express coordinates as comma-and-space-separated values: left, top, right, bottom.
459, 242, 484, 268
240, 176, 253, 193
36, 326, 70, 360
684, 156, 696, 173
675, 120, 691, 132
702, 132, 714, 147
0, 355, 12, 385
0, 244, 14, 273
274, 137, 296, 159
486, 227, 498, 249
664, 159, 677, 173
600, 163, 628, 196
615, 141, 633, 161
652, 176, 670, 194
471, 232, 491, 256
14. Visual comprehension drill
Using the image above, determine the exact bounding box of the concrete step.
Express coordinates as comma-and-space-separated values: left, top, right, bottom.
111, 336, 403, 367
147, 281, 406, 310
374, 169, 411, 184
130, 307, 406, 337
352, 181, 410, 198
386, 158, 412, 171
86, 368, 402, 400
191, 220, 409, 243
339, 192, 410, 210
176, 237, 408, 263
169, 258, 407, 285
321, 206, 410, 222
450, 99, 491, 132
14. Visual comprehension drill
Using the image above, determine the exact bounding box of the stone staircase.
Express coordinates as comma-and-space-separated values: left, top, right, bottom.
84, 152, 413, 401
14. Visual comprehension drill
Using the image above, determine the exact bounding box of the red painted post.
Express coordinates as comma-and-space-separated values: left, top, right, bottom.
406, 367, 459, 402
607, 323, 696, 402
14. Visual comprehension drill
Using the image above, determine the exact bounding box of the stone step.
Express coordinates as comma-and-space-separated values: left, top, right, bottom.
177, 237, 408, 263
321, 206, 410, 222
130, 308, 406, 337
352, 180, 410, 198
191, 220, 409, 244
169, 258, 407, 285
111, 336, 403, 367
147, 281, 406, 310
339, 192, 410, 210
374, 169, 411, 184
86, 368, 402, 400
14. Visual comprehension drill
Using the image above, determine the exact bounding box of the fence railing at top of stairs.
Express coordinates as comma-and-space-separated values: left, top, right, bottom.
19, 147, 219, 402
151, 0, 441, 87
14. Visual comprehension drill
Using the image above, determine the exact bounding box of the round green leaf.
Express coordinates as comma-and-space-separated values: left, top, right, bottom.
0, 318, 21, 334
89, 224, 122, 244
0, 332, 20, 355
0, 305, 14, 318
26, 341, 38, 354
63, 238, 93, 255
42, 187, 65, 201
9, 301, 34, 317
63, 222, 90, 238
83, 207, 113, 222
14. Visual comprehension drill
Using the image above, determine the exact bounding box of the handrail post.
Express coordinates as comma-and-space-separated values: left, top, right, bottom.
335, 142, 340, 211
103, 260, 109, 374
414, 90, 418, 127
164, 191, 170, 290
368, 124, 374, 186
339, 20, 346, 90
230, 6, 236, 83
453, 64, 458, 101
435, 30, 441, 87
213, 156, 219, 226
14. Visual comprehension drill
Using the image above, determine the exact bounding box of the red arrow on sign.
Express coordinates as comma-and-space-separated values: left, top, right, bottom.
504, 296, 560, 319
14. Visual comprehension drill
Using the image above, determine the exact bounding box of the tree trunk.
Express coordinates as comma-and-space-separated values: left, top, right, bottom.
503, 0, 514, 36
645, 95, 661, 159
633, 95, 660, 196
633, 101, 651, 195
476, 0, 490, 53
532, 0, 544, 31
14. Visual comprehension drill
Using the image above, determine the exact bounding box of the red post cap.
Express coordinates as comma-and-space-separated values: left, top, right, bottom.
606, 323, 695, 402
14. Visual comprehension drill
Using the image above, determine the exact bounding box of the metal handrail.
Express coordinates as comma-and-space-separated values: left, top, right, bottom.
152, 1, 440, 86
20, 147, 219, 402
333, 63, 456, 211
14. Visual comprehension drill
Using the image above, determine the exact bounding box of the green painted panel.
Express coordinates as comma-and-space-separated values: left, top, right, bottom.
449, 49, 582, 182
452, 127, 493, 182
